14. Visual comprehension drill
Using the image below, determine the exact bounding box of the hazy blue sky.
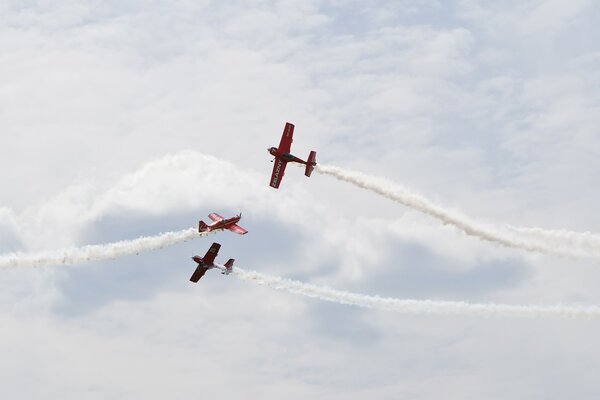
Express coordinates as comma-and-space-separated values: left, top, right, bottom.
1, 1, 600, 398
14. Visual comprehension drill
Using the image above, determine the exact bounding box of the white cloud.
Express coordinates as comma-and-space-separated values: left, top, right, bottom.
2, 0, 600, 398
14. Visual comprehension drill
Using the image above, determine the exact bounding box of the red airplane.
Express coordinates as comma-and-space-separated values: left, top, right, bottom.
268, 122, 317, 189
198, 212, 248, 235
190, 242, 234, 282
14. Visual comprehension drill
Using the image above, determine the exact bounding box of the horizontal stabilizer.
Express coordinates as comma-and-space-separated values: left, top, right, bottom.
223, 258, 234, 275
305, 151, 317, 177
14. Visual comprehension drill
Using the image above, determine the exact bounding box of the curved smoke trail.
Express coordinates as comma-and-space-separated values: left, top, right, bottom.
316, 164, 600, 260
0, 228, 597, 319
509, 226, 600, 253
0, 228, 205, 268
233, 267, 600, 319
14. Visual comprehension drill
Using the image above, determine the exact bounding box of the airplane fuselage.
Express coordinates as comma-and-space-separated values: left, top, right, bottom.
268, 147, 307, 165
208, 216, 241, 231
190, 242, 234, 282
191, 255, 231, 276
198, 213, 247, 235
267, 123, 317, 189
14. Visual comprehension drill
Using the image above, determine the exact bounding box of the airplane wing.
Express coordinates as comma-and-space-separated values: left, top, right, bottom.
202, 242, 221, 265
208, 213, 224, 222
269, 158, 288, 189
278, 122, 294, 153
227, 224, 248, 235
189, 265, 209, 283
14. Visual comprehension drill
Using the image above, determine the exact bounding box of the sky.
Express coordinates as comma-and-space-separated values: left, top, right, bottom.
1, 0, 600, 398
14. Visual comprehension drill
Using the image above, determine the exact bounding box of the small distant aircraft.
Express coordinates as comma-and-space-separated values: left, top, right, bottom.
189, 242, 234, 283
198, 212, 248, 235
268, 122, 317, 189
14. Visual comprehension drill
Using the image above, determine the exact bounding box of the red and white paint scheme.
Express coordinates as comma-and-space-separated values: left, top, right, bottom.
268, 122, 317, 189
189, 242, 235, 282
198, 212, 248, 235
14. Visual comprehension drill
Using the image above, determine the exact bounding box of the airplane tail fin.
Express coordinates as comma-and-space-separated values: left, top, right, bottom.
223, 259, 235, 275
305, 151, 317, 177
198, 220, 208, 232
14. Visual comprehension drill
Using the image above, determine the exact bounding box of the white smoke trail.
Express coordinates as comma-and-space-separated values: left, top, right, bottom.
233, 267, 600, 319
0, 228, 204, 269
1, 225, 597, 319
316, 164, 600, 260
509, 226, 600, 253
